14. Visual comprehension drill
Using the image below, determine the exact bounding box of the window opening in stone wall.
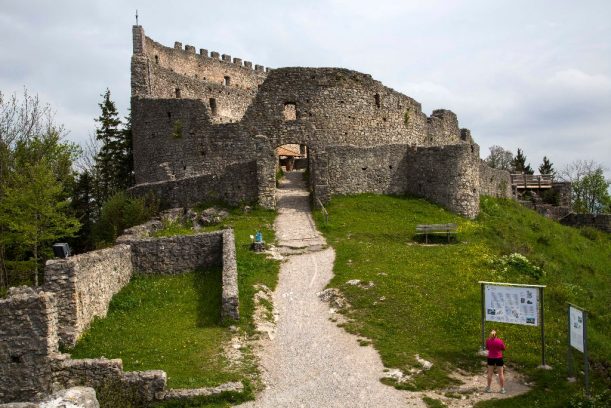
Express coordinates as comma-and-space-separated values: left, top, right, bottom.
209, 98, 217, 116
224, 76, 231, 86
374, 93, 381, 108
283, 103, 297, 121
175, 88, 181, 98
155, 55, 159, 64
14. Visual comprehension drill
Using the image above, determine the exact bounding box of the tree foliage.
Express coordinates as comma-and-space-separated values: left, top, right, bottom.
511, 148, 534, 174
92, 192, 157, 247
0, 160, 80, 286
485, 145, 513, 171
538, 156, 555, 176
0, 90, 80, 288
559, 160, 611, 214
94, 89, 132, 205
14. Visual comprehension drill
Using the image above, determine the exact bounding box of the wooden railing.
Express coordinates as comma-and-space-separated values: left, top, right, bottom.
511, 174, 553, 189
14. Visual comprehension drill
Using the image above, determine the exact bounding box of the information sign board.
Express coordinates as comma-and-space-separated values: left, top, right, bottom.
569, 306, 585, 352
484, 284, 539, 326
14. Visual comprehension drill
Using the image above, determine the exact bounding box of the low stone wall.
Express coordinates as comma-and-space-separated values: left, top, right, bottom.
43, 245, 133, 348
0, 288, 58, 403
52, 357, 166, 406
221, 230, 239, 320
479, 161, 512, 198
130, 232, 224, 274
560, 213, 611, 232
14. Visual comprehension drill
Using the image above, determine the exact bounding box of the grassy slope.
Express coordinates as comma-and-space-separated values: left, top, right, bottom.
69, 207, 279, 399
314, 194, 610, 406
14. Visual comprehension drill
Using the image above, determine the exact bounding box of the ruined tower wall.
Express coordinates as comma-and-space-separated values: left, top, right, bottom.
404, 144, 481, 218
131, 26, 267, 123
241, 68, 431, 150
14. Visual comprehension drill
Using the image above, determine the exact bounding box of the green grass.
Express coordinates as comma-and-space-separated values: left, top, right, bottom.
70, 269, 234, 389
69, 206, 279, 405
313, 194, 610, 406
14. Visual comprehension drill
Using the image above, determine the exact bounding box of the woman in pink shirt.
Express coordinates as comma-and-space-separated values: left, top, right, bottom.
485, 329, 506, 394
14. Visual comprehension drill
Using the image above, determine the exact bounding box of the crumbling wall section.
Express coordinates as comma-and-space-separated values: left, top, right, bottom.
479, 161, 512, 198
129, 231, 223, 274
43, 245, 133, 348
0, 288, 58, 403
51, 357, 166, 406
405, 144, 480, 218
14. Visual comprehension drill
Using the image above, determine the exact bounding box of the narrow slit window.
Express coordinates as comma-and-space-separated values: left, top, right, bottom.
175, 88, 181, 98
374, 93, 381, 108
209, 98, 217, 116
155, 55, 159, 64
283, 102, 297, 121
224, 76, 231, 86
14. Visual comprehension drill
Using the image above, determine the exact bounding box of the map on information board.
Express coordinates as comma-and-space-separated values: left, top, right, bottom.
484, 284, 539, 326
569, 306, 584, 353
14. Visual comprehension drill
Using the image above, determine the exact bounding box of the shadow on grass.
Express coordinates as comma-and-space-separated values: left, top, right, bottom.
193, 267, 223, 327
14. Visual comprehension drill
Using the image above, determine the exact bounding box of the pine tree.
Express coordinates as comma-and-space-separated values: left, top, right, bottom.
511, 148, 534, 174
538, 156, 555, 176
94, 89, 123, 205
118, 111, 134, 190
69, 170, 95, 252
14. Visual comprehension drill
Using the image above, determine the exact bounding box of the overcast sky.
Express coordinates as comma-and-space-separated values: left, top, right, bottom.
1, 0, 610, 177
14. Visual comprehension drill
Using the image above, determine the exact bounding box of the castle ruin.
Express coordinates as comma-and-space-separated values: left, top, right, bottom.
129, 26, 512, 219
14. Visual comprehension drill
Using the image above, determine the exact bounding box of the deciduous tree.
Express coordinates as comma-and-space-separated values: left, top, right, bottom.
485, 145, 513, 171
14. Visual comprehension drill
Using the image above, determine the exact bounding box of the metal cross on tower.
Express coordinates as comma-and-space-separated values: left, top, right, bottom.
135, 10, 139, 26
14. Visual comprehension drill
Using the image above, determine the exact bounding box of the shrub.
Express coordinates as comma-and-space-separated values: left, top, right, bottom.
92, 192, 158, 246
489, 253, 545, 280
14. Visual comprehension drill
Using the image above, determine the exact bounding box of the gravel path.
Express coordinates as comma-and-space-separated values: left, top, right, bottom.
241, 171, 421, 407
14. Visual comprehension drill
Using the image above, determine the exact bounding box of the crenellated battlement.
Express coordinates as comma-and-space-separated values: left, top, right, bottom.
132, 26, 269, 73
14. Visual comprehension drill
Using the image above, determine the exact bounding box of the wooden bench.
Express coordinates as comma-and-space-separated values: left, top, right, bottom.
415, 223, 457, 244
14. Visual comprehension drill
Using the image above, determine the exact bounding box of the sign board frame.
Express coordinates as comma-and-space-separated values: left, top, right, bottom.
479, 281, 547, 367
567, 303, 589, 397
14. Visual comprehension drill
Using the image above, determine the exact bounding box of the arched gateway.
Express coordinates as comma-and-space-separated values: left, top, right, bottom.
129, 25, 512, 218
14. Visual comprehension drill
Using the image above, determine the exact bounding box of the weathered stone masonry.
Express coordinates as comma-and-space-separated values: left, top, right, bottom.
129, 25, 511, 219
0, 227, 240, 404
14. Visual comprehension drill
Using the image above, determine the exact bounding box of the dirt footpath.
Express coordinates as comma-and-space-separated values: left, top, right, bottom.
241, 171, 528, 407
241, 171, 420, 407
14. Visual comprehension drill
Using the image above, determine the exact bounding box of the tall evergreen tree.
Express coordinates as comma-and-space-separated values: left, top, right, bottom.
69, 170, 95, 252
511, 148, 534, 174
94, 89, 123, 205
118, 111, 134, 189
538, 156, 555, 176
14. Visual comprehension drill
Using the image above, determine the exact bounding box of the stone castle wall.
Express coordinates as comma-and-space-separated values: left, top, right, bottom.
132, 26, 267, 124
43, 245, 133, 348
478, 160, 512, 198
0, 288, 58, 403
130, 25, 506, 219
404, 144, 481, 218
